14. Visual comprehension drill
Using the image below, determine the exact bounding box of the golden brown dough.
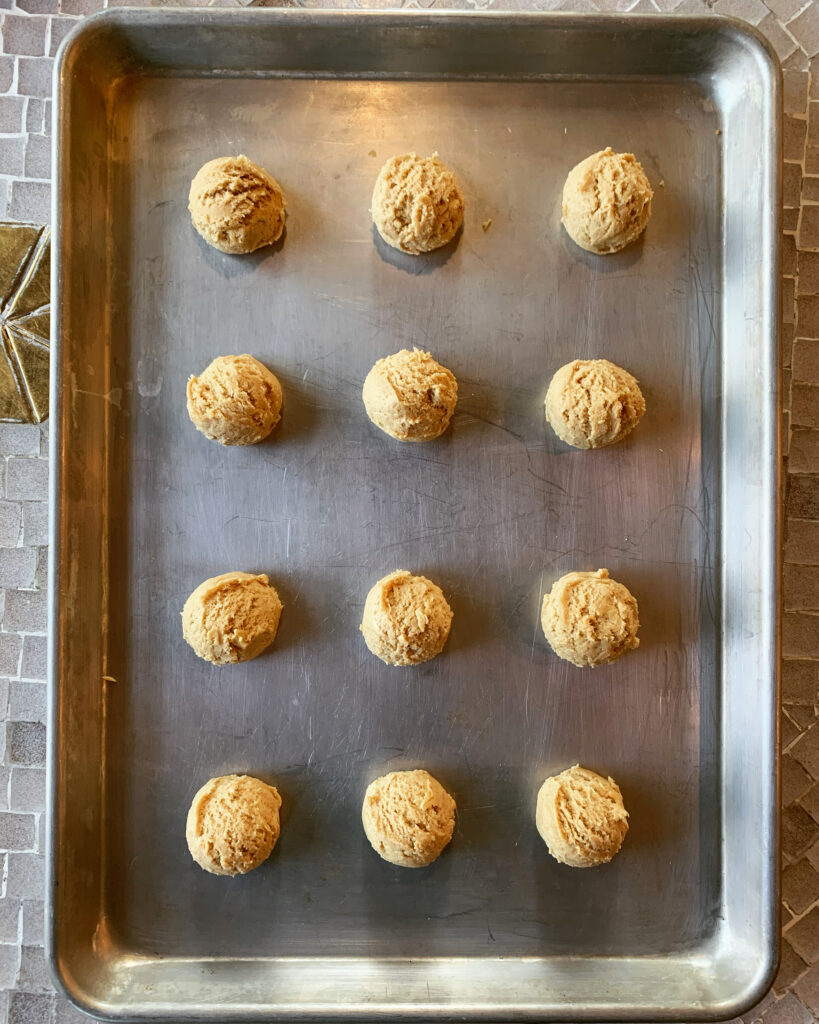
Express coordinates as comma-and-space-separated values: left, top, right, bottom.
362, 769, 456, 867
188, 155, 285, 254
545, 358, 645, 449
372, 153, 464, 254
363, 348, 457, 442
536, 765, 628, 867
182, 571, 283, 665
361, 570, 452, 666
541, 569, 639, 667
562, 148, 653, 254
186, 774, 282, 875
187, 354, 282, 446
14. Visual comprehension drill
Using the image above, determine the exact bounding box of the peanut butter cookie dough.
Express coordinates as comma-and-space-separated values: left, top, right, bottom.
183, 571, 283, 665
562, 148, 653, 254
361, 570, 453, 666
541, 569, 639, 668
536, 765, 628, 867
187, 354, 282, 446
372, 153, 464, 254
362, 769, 456, 867
189, 155, 286, 255
186, 774, 282, 875
545, 358, 645, 449
363, 348, 457, 442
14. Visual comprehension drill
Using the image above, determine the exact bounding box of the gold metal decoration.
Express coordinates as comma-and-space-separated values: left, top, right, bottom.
0, 222, 50, 424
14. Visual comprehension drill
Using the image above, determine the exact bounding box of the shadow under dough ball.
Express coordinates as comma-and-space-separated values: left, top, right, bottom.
360, 570, 453, 666
541, 568, 639, 668
182, 571, 283, 665
188, 154, 286, 255
187, 354, 282, 446
562, 147, 653, 254
536, 764, 628, 867
363, 348, 458, 442
362, 769, 456, 867
371, 153, 464, 254
186, 774, 282, 875
545, 358, 645, 449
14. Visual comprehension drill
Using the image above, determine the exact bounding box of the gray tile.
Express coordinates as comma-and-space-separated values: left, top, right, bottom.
17, 944, 49, 991
0, 633, 22, 678
0, 135, 24, 177
58, 0, 104, 13
8, 180, 51, 224
6, 853, 44, 901
0, 813, 36, 851
790, 2, 819, 57
757, 13, 798, 61
0, 549, 37, 590
9, 683, 46, 724
49, 16, 77, 54
16, 55, 52, 99
8, 990, 53, 1024
1, 14, 48, 56
43, 97, 51, 138
7, 722, 45, 766
21, 503, 46, 548
768, 0, 809, 23
0, 942, 20, 990
24, 97, 43, 134
787, 519, 819, 565
17, 0, 60, 10
761, 995, 814, 1024
37, 420, 47, 455
24, 133, 50, 180
34, 548, 46, 591
790, 429, 819, 475
0, 766, 10, 811
0, 900, 21, 945
9, 768, 44, 813
20, 636, 45, 681
54, 997, 91, 1023
0, 95, 25, 133
0, 502, 22, 548
5, 460, 48, 503
4, 590, 46, 634
0, 426, 41, 458
20, 902, 42, 946
0, 54, 12, 93
711, 0, 767, 22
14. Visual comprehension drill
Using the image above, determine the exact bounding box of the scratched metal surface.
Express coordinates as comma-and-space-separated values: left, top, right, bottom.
48, 11, 780, 1021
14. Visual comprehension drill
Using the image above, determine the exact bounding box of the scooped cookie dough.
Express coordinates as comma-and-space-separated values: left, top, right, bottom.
362, 769, 456, 867
186, 774, 282, 875
188, 155, 286, 254
541, 569, 639, 668
361, 570, 453, 666
562, 148, 653, 254
363, 348, 457, 442
536, 764, 628, 867
545, 358, 645, 449
187, 354, 282, 446
183, 571, 283, 665
372, 153, 464, 254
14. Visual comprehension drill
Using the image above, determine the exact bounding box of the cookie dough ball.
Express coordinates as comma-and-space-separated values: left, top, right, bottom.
536, 765, 628, 867
183, 571, 283, 665
187, 354, 282, 446
545, 358, 645, 449
372, 153, 464, 254
363, 348, 457, 442
188, 155, 286, 255
362, 769, 456, 868
562, 148, 653, 254
361, 570, 453, 666
541, 569, 639, 667
186, 774, 282, 876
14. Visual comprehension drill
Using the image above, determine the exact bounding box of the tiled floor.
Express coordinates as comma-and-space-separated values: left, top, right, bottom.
0, 0, 817, 1020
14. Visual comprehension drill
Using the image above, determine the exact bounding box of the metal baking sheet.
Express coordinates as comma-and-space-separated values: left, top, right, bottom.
47, 10, 781, 1021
